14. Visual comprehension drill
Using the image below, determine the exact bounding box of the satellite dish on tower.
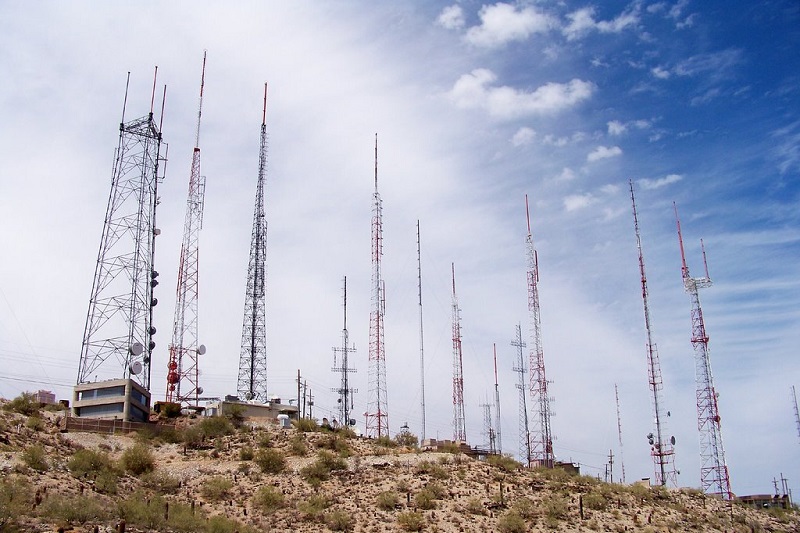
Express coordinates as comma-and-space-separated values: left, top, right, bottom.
197, 344, 206, 355
130, 361, 143, 375
197, 387, 204, 395
130, 343, 144, 356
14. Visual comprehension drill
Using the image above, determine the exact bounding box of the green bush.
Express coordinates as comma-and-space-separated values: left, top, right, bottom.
223, 403, 246, 427
375, 435, 397, 448
316, 433, 351, 456
21, 443, 48, 472
121, 443, 155, 475
68, 448, 114, 479
0, 475, 33, 526
254, 448, 286, 474
487, 454, 521, 472
512, 497, 536, 519
376, 490, 399, 511
544, 493, 569, 521
395, 432, 419, 448
4, 392, 40, 416
414, 489, 436, 510
397, 511, 425, 531
140, 470, 181, 494
201, 476, 233, 501
199, 416, 234, 438
94, 468, 119, 494
182, 424, 204, 448
325, 509, 354, 531
497, 510, 527, 533
293, 418, 319, 432
426, 481, 447, 499
253, 486, 284, 514
297, 494, 330, 521
25, 416, 45, 431
583, 490, 608, 510
117, 491, 167, 530
289, 434, 308, 456
240, 445, 255, 461
40, 494, 109, 525
465, 497, 485, 515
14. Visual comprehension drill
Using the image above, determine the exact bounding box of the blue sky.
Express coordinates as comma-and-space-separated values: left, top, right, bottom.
0, 1, 798, 496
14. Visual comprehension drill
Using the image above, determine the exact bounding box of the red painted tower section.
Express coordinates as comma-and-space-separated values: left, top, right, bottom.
451, 263, 466, 442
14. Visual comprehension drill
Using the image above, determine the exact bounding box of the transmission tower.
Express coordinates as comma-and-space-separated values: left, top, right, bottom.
512, 324, 532, 465
365, 134, 389, 438
675, 204, 732, 499
481, 398, 496, 453
792, 386, 800, 444
614, 383, 626, 484
525, 195, 554, 467
417, 220, 427, 441
451, 263, 467, 443
493, 343, 502, 454
237, 83, 269, 403
630, 182, 677, 487
78, 69, 167, 392
166, 52, 208, 406
331, 276, 357, 427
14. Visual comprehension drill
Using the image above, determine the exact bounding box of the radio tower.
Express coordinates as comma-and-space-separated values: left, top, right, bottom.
237, 84, 269, 403
451, 263, 467, 442
78, 69, 166, 392
792, 386, 800, 444
481, 398, 496, 453
614, 384, 626, 484
525, 195, 554, 468
417, 220, 427, 441
493, 343, 502, 454
675, 204, 732, 499
512, 324, 532, 465
365, 135, 388, 438
630, 182, 677, 487
166, 52, 207, 406
332, 277, 357, 426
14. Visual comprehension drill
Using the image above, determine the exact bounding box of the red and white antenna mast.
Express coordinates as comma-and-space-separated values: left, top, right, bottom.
365, 134, 389, 438
630, 181, 677, 486
166, 52, 207, 405
525, 194, 554, 467
451, 263, 467, 442
675, 203, 732, 499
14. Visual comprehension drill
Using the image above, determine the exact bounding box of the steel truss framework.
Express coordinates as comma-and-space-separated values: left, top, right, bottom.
451, 263, 466, 442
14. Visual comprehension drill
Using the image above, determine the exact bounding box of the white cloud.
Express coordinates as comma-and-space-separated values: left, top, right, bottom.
448, 69, 595, 120
464, 3, 554, 48
563, 5, 640, 41
543, 132, 586, 146
638, 174, 683, 189
674, 49, 742, 77
691, 87, 721, 106
436, 4, 465, 30
556, 167, 576, 181
564, 193, 595, 211
511, 126, 536, 146
651, 66, 671, 79
587, 145, 622, 162
607, 120, 627, 136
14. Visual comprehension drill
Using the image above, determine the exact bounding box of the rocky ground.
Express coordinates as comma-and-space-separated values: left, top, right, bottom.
1, 399, 798, 532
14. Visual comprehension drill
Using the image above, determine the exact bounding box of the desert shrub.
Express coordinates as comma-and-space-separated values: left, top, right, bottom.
465, 497, 485, 515
201, 476, 233, 501
158, 425, 182, 444
426, 481, 447, 499
497, 510, 527, 533
324, 509, 354, 531
21, 443, 48, 471
182, 424, 204, 448
25, 416, 45, 431
438, 441, 462, 454
257, 432, 273, 448
140, 470, 181, 494
535, 465, 571, 482
395, 431, 419, 448
240, 445, 255, 461
396, 479, 411, 493
376, 435, 397, 448
223, 403, 246, 427
94, 468, 119, 494
68, 448, 114, 479
583, 490, 608, 510
414, 489, 436, 510
254, 448, 286, 474
293, 418, 318, 432
117, 491, 167, 530
316, 433, 351, 456
4, 392, 40, 416
160, 402, 182, 418
199, 416, 234, 438
397, 511, 425, 531
289, 434, 308, 456
544, 493, 569, 521
376, 490, 399, 511
297, 494, 330, 521
512, 497, 536, 520
300, 461, 329, 486
0, 475, 33, 526
488, 454, 521, 472
40, 494, 109, 525
253, 486, 284, 514
121, 442, 155, 475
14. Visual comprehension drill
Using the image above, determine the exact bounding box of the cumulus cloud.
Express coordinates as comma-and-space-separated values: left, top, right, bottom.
563, 5, 640, 41
564, 193, 595, 211
608, 120, 627, 135
448, 69, 595, 120
587, 145, 622, 162
464, 3, 554, 48
542, 132, 586, 146
556, 167, 576, 181
511, 127, 536, 146
638, 174, 683, 189
437, 4, 465, 30
651, 66, 671, 79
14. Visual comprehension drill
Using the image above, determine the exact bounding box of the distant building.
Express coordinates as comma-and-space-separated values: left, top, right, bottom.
738, 494, 791, 510
72, 378, 151, 422
203, 397, 298, 420
35, 390, 56, 404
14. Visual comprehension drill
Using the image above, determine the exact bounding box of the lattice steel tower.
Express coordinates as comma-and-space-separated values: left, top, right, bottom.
493, 343, 502, 454
512, 323, 532, 464
675, 204, 732, 499
332, 277, 357, 426
365, 135, 388, 438
630, 182, 677, 486
525, 195, 554, 467
78, 70, 166, 391
166, 53, 208, 406
237, 84, 269, 402
792, 386, 800, 444
451, 263, 466, 442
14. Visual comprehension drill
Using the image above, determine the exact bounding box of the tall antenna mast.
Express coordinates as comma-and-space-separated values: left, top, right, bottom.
630, 181, 677, 487
237, 83, 270, 402
493, 343, 502, 454
166, 52, 208, 406
675, 203, 732, 499
614, 383, 626, 484
481, 397, 496, 453
366, 134, 389, 438
512, 324, 532, 465
417, 220, 426, 441
525, 194, 555, 467
451, 263, 467, 442
792, 386, 800, 444
77, 68, 166, 395
332, 276, 357, 426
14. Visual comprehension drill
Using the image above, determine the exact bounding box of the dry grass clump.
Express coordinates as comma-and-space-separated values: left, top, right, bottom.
201, 476, 233, 501
397, 510, 425, 531
254, 448, 286, 474
21, 443, 49, 472
121, 442, 155, 475
324, 509, 354, 531
253, 486, 285, 514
